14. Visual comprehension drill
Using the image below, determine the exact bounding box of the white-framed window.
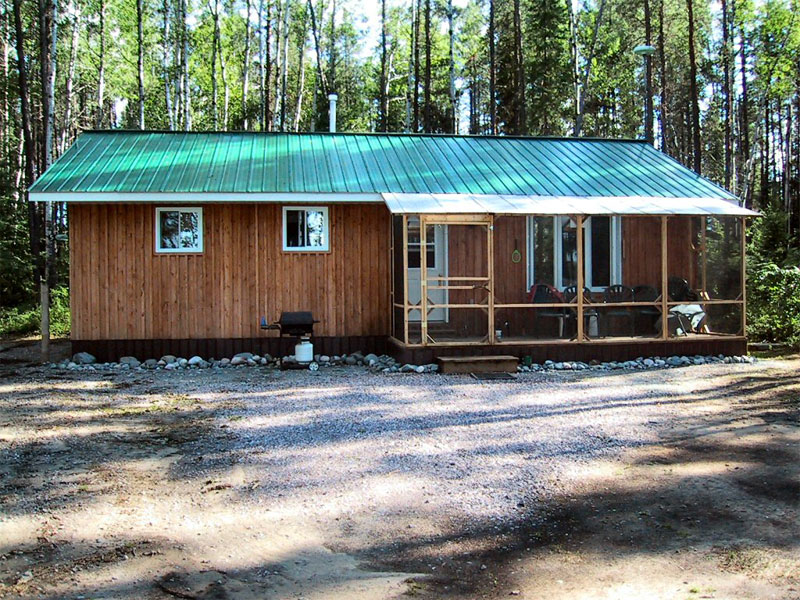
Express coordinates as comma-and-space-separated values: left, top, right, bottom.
155, 207, 203, 253
527, 215, 621, 291
282, 206, 329, 252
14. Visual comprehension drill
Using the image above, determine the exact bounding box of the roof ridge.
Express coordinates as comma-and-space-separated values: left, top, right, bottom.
81, 129, 646, 144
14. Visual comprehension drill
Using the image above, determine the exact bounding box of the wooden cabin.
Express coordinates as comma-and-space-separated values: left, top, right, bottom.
29, 131, 755, 363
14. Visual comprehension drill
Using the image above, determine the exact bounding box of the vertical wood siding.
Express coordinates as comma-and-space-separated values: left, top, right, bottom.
69, 203, 391, 340
623, 216, 699, 289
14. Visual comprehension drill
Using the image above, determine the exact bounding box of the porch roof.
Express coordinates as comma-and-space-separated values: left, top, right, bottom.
381, 193, 758, 217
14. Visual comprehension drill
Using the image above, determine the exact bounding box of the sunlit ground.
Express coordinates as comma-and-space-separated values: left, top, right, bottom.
1, 358, 798, 599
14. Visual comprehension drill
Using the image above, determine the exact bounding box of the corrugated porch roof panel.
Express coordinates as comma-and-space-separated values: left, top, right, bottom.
31, 131, 739, 202
381, 193, 758, 217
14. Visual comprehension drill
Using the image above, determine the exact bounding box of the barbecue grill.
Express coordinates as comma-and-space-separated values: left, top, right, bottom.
260, 311, 320, 370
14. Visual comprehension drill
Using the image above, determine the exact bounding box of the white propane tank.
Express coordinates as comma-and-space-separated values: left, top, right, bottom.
295, 340, 314, 363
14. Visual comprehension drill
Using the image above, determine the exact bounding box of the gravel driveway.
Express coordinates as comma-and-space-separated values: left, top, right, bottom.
2, 356, 797, 599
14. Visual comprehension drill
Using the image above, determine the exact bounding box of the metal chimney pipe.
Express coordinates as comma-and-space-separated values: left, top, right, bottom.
328, 93, 338, 133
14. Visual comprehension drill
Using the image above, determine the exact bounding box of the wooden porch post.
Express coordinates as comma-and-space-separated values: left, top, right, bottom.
420, 215, 428, 345
661, 215, 668, 340
576, 215, 584, 341
403, 214, 409, 345
741, 216, 747, 336
488, 217, 496, 344
701, 217, 707, 296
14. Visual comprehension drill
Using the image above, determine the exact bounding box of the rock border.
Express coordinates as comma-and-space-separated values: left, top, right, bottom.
51, 351, 754, 374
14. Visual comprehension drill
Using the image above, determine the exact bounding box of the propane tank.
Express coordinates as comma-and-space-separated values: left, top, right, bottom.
295, 339, 314, 363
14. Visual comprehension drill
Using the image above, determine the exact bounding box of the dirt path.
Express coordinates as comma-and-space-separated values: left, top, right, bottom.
0, 343, 797, 599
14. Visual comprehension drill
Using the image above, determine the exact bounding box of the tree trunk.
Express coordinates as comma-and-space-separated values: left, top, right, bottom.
447, 0, 456, 133
262, 0, 272, 130
567, 0, 580, 135
293, 12, 307, 131
488, 0, 496, 134
182, 0, 191, 129
243, 0, 251, 129
512, 0, 525, 134
575, 0, 606, 137
784, 103, 792, 222
413, 0, 421, 131
405, 0, 415, 132
39, 0, 57, 167
293, 60, 307, 132
658, 0, 668, 152
272, 0, 282, 129
423, 0, 431, 131
280, 0, 290, 131
137, 0, 145, 129
61, 2, 80, 153
211, 0, 220, 130
328, 0, 336, 92
163, 0, 174, 130
14, 0, 44, 359
644, 0, 654, 144
38, 0, 58, 361
721, 0, 732, 189
686, 0, 701, 174
739, 27, 751, 205
97, 0, 105, 127
379, 0, 388, 131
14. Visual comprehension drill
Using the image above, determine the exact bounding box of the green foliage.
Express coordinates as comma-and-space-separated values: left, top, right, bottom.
747, 262, 800, 346
747, 208, 800, 345
748, 202, 800, 267
0, 286, 70, 338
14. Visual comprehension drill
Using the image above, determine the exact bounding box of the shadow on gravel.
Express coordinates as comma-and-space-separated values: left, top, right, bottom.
2, 364, 798, 599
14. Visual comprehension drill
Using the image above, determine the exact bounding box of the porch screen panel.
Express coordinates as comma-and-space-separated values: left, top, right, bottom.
587, 215, 664, 340
392, 215, 405, 341
705, 216, 743, 300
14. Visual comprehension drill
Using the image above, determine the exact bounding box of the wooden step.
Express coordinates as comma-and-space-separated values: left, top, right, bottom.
436, 355, 519, 374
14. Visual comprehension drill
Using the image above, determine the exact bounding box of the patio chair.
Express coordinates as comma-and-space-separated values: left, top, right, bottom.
563, 285, 598, 338
601, 285, 635, 337
668, 276, 699, 302
530, 283, 567, 338
632, 285, 661, 335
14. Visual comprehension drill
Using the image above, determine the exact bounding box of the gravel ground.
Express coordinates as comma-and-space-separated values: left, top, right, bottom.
192, 364, 748, 529
3, 351, 797, 599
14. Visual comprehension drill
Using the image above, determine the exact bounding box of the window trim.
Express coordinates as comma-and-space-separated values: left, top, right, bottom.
282, 206, 330, 252
155, 207, 204, 254
527, 216, 621, 292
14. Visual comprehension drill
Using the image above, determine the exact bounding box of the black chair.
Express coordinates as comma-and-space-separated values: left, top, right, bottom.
563, 285, 598, 338
668, 276, 699, 302
531, 284, 566, 338
602, 285, 635, 337
632, 285, 661, 335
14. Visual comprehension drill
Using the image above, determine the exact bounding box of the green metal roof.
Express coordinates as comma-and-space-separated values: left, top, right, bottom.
29, 130, 737, 201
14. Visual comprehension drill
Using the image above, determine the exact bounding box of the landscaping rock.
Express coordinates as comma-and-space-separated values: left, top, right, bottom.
144, 358, 158, 369
231, 356, 248, 366
188, 356, 204, 366
119, 356, 140, 368
233, 352, 253, 360
345, 356, 358, 366
160, 355, 177, 364
72, 352, 96, 365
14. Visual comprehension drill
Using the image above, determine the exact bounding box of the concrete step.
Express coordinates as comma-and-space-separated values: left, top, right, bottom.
436, 355, 519, 374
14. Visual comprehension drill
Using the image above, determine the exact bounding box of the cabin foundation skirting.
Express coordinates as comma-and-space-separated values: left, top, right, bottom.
388, 338, 748, 366
72, 336, 389, 363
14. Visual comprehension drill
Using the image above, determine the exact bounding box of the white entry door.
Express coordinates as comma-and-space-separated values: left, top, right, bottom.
407, 219, 447, 322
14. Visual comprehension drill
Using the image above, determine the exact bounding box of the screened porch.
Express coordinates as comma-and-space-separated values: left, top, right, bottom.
386, 194, 754, 351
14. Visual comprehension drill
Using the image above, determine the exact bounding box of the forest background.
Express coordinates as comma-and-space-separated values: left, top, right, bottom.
2, 0, 799, 348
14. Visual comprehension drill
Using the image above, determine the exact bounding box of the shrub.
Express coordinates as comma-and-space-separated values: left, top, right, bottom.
0, 286, 70, 338
747, 262, 800, 347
